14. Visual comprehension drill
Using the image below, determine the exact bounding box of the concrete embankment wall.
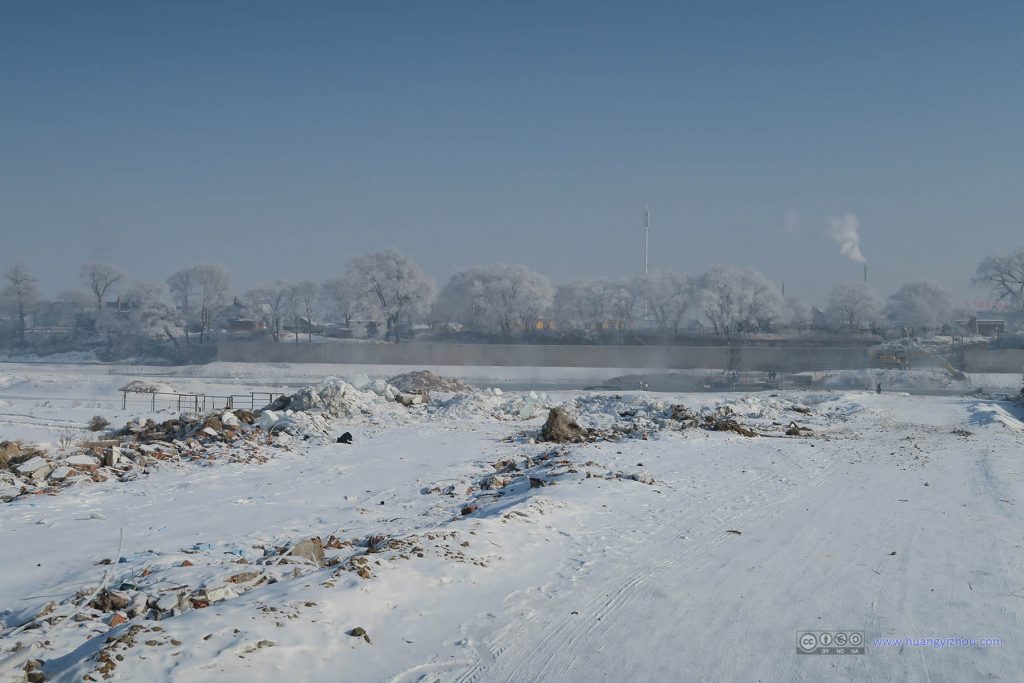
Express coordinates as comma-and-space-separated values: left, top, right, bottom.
962, 348, 1024, 373
217, 341, 878, 371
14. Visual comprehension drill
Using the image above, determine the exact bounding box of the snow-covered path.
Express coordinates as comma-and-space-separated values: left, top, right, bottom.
424, 396, 1024, 682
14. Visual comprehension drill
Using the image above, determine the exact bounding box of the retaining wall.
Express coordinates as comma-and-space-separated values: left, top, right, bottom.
216, 341, 876, 371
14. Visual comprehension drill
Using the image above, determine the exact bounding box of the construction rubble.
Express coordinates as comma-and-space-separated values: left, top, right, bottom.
0, 376, 435, 503
387, 370, 475, 394
1, 375, 820, 504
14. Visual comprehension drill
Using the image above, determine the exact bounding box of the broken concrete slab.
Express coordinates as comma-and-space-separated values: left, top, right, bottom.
289, 538, 325, 567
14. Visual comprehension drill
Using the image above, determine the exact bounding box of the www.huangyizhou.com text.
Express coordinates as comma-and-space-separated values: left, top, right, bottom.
873, 636, 1003, 649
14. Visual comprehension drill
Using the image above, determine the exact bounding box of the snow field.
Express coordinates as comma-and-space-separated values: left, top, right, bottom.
0, 363, 1022, 681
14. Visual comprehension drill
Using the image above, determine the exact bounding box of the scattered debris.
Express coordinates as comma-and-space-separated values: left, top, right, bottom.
396, 391, 430, 407
348, 627, 371, 643
704, 416, 759, 437
785, 422, 812, 436
670, 405, 695, 421
616, 471, 655, 485
482, 474, 513, 490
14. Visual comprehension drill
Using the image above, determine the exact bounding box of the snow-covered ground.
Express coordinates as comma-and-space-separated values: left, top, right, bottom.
1, 363, 1024, 682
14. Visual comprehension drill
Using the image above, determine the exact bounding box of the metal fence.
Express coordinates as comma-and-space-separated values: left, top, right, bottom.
121, 390, 280, 413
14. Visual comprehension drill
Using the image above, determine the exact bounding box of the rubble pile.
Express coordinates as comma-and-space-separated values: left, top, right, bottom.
0, 375, 458, 504
539, 408, 593, 443
431, 389, 817, 441
388, 370, 474, 394
118, 380, 177, 394
265, 376, 428, 420
542, 393, 823, 441
432, 388, 549, 421
0, 409, 286, 502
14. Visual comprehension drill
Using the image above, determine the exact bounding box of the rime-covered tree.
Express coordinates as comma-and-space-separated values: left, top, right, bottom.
2, 262, 40, 343
80, 262, 124, 311
167, 268, 198, 344
551, 277, 644, 331
646, 270, 698, 333
245, 280, 291, 343
122, 281, 185, 353
344, 250, 436, 342
606, 277, 646, 324
435, 267, 490, 332
292, 281, 319, 342
445, 264, 555, 333
697, 266, 783, 334
193, 264, 232, 343
554, 279, 610, 328
480, 264, 554, 332
56, 288, 93, 339
168, 264, 231, 343
886, 281, 953, 331
320, 277, 358, 328
781, 296, 811, 330
827, 282, 881, 329
972, 248, 1024, 310
438, 264, 553, 334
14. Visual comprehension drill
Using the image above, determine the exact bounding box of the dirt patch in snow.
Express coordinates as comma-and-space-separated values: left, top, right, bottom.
539, 408, 590, 443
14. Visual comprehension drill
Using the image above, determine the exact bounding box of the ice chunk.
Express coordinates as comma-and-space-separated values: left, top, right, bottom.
256, 410, 279, 430
347, 373, 371, 390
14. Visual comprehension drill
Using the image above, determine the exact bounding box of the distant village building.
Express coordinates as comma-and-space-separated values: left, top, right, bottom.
965, 315, 1006, 337
218, 298, 265, 334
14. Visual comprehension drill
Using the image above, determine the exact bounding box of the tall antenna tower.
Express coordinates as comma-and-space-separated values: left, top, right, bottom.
644, 206, 650, 278
643, 206, 651, 319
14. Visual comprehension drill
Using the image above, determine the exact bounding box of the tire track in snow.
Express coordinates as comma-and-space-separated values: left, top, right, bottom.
454, 462, 818, 683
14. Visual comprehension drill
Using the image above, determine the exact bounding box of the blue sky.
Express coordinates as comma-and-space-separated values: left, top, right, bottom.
2, 1, 1021, 306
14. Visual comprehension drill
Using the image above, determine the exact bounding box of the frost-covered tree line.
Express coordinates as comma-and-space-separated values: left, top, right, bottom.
2, 245, 1022, 356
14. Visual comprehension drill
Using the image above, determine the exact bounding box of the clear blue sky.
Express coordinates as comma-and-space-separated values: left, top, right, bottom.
2, 1, 1021, 307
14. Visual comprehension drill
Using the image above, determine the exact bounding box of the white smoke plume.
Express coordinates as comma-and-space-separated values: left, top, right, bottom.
828, 213, 865, 263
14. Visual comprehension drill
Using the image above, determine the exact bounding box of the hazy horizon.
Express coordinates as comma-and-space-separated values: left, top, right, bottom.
3, 2, 1022, 307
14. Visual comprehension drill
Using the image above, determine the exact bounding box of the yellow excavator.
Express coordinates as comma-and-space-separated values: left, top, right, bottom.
871, 350, 909, 369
